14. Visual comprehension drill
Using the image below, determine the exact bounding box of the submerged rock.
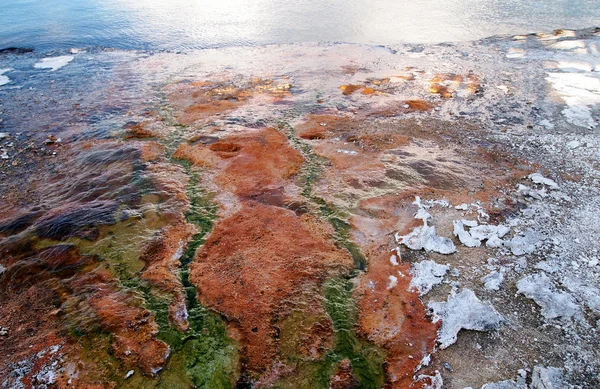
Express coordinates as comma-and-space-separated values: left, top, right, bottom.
429, 289, 504, 349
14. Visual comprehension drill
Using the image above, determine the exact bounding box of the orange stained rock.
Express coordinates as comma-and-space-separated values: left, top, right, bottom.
369, 100, 436, 117
190, 201, 354, 376
430, 73, 463, 84
166, 78, 293, 125
140, 222, 196, 331
80, 270, 170, 376
138, 141, 166, 162
340, 84, 364, 95
181, 100, 241, 125
297, 114, 410, 151
355, 250, 438, 389
330, 359, 360, 389
361, 87, 376, 95
466, 74, 482, 94
296, 114, 355, 140
428, 83, 453, 98
124, 122, 156, 140
347, 194, 439, 388
404, 100, 435, 112
175, 128, 304, 198
428, 73, 481, 98
0, 260, 72, 388
0, 244, 170, 385
173, 142, 219, 167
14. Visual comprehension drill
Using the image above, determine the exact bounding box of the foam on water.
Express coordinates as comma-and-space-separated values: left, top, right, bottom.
33, 56, 75, 71
0, 68, 11, 86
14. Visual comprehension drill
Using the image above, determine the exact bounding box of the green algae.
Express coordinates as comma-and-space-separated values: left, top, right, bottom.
320, 277, 385, 388
109, 99, 239, 388
48, 113, 238, 387
273, 278, 385, 389
164, 165, 238, 389
268, 122, 385, 388
281, 121, 367, 270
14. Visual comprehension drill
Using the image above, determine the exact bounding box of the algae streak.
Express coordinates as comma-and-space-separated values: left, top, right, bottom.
272, 122, 385, 388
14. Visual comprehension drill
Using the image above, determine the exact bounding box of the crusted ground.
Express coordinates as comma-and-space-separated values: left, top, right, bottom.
1, 28, 600, 388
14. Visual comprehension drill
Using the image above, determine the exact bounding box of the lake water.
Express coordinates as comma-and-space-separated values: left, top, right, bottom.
1, 0, 600, 52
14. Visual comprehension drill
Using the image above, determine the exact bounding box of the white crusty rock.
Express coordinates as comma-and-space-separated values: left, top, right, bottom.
416, 370, 443, 389
397, 197, 456, 254
481, 380, 524, 389
453, 220, 481, 247
415, 207, 433, 222
517, 184, 547, 200
428, 289, 504, 349
397, 224, 456, 255
486, 235, 504, 248
531, 366, 565, 389
517, 273, 582, 320
409, 260, 450, 295
470, 224, 510, 241
529, 173, 559, 190
453, 219, 510, 248
504, 229, 541, 256
566, 140, 581, 149
482, 270, 504, 291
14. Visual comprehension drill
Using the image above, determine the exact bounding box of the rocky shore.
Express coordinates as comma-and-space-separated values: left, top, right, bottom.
1, 28, 599, 388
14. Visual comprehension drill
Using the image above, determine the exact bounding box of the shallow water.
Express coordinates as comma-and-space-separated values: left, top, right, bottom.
1, 0, 599, 51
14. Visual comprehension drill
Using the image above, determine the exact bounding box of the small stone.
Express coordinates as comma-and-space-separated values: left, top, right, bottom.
566, 140, 581, 149
125, 370, 135, 379
45, 135, 58, 144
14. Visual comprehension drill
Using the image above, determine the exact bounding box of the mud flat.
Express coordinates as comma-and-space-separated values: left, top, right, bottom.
1, 28, 600, 388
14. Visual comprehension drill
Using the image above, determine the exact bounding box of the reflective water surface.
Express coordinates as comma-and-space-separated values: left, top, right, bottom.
1, 0, 600, 51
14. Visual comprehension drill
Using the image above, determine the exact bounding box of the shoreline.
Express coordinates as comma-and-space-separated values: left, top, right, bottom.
1, 27, 600, 388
